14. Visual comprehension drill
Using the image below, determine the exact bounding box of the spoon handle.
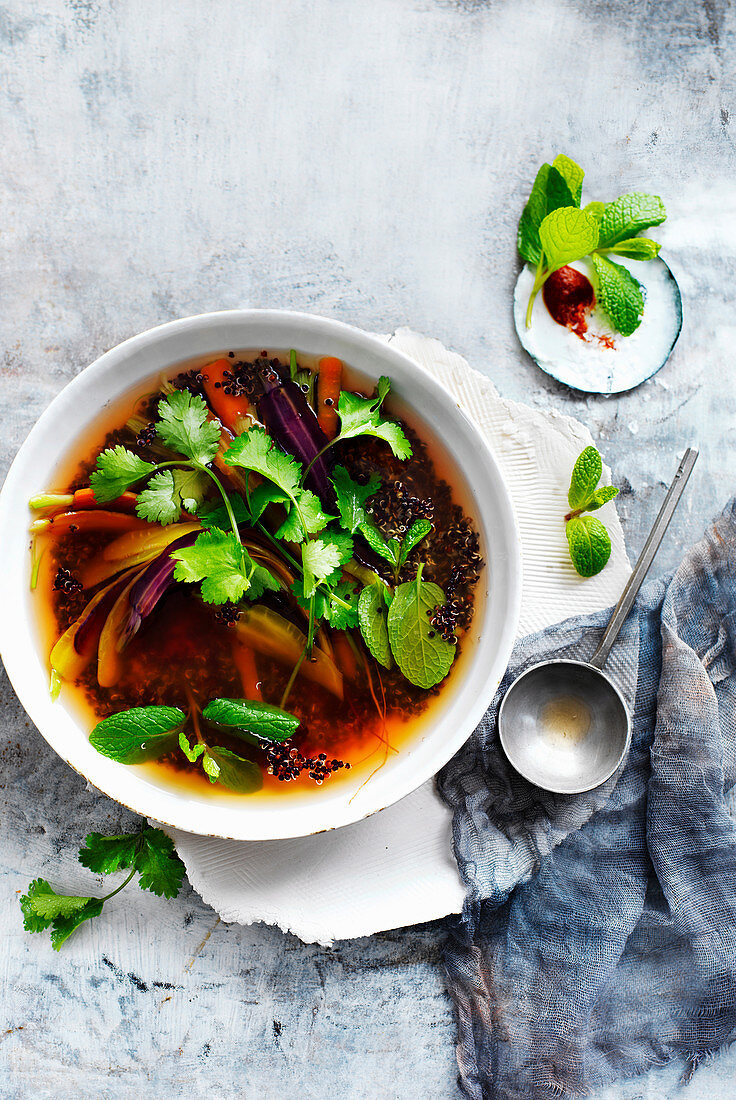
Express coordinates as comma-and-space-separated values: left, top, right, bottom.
589, 447, 698, 671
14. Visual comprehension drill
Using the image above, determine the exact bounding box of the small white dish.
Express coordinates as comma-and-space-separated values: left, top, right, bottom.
0, 310, 522, 841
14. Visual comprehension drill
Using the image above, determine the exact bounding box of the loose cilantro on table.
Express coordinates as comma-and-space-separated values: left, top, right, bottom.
518, 155, 667, 334
564, 446, 619, 578
20, 826, 185, 950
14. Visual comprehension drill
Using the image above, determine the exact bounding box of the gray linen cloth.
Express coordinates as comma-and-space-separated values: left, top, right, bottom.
438, 500, 736, 1099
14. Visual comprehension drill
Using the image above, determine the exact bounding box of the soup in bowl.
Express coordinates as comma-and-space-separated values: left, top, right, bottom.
0, 312, 521, 840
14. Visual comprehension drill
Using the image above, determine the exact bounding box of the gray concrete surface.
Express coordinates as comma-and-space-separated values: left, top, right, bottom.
2, 1, 735, 1097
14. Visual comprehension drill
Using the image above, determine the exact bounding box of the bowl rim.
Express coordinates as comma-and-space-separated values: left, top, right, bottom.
0, 309, 522, 839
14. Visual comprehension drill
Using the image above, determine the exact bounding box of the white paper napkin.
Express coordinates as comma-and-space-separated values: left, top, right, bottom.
164, 330, 631, 944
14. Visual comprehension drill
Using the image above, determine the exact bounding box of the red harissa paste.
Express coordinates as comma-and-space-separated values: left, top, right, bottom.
542, 265, 595, 340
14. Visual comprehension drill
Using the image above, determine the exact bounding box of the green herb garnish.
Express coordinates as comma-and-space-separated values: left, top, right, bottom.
518, 155, 666, 334
20, 826, 185, 950
386, 565, 455, 688
357, 584, 393, 669
564, 446, 619, 577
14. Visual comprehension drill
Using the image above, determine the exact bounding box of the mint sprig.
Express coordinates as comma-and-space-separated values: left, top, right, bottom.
20, 826, 185, 950
564, 446, 619, 577
518, 155, 667, 335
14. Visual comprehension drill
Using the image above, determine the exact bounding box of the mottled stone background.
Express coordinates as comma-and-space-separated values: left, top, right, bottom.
2, 1, 735, 1097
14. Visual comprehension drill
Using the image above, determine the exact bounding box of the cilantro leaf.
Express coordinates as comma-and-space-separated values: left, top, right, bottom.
244, 483, 290, 524
565, 515, 612, 577
224, 428, 301, 498
202, 698, 300, 742
592, 253, 644, 337
301, 538, 344, 598
331, 466, 380, 533
136, 470, 181, 526
171, 528, 257, 604
248, 564, 281, 600
357, 585, 393, 668
90, 446, 156, 504
322, 579, 360, 630
597, 192, 666, 248
173, 467, 210, 513
89, 705, 185, 764
538, 206, 600, 273
134, 828, 185, 897
20, 878, 58, 933
335, 381, 412, 460
20, 879, 103, 950
518, 163, 575, 266
274, 489, 332, 542
79, 832, 142, 875
198, 493, 252, 530
156, 390, 221, 465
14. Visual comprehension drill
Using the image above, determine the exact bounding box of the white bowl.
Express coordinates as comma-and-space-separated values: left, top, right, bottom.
0, 311, 521, 840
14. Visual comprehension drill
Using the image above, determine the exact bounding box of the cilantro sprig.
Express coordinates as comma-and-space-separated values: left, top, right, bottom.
20, 826, 185, 950
518, 155, 666, 334
564, 446, 619, 577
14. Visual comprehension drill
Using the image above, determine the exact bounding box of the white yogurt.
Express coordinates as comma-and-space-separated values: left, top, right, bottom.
514, 256, 682, 394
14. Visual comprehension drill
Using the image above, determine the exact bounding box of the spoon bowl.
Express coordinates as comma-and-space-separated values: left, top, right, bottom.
498, 659, 630, 794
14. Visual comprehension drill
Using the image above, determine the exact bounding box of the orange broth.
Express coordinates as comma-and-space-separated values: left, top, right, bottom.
32, 350, 484, 802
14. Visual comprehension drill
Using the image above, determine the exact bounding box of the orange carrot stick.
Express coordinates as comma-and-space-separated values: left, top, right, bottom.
317, 357, 342, 440
202, 358, 255, 435
30, 510, 150, 536
231, 643, 262, 700
29, 489, 138, 514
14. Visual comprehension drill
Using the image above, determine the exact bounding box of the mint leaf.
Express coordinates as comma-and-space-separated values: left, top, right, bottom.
178, 729, 206, 762
592, 253, 644, 337
79, 832, 142, 875
538, 206, 600, 273
332, 466, 381, 533
202, 698, 299, 742
583, 200, 605, 224
90, 446, 156, 504
335, 381, 412, 460
204, 746, 262, 793
359, 518, 400, 566
589, 485, 619, 510
568, 446, 603, 511
89, 706, 185, 764
156, 390, 221, 465
598, 192, 666, 248
387, 574, 456, 688
552, 154, 584, 206
566, 515, 612, 577
398, 518, 432, 569
357, 585, 393, 669
518, 163, 575, 265
135, 470, 181, 526
605, 237, 661, 261
171, 528, 257, 604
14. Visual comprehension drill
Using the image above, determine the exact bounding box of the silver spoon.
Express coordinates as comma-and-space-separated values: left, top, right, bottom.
498, 447, 698, 794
